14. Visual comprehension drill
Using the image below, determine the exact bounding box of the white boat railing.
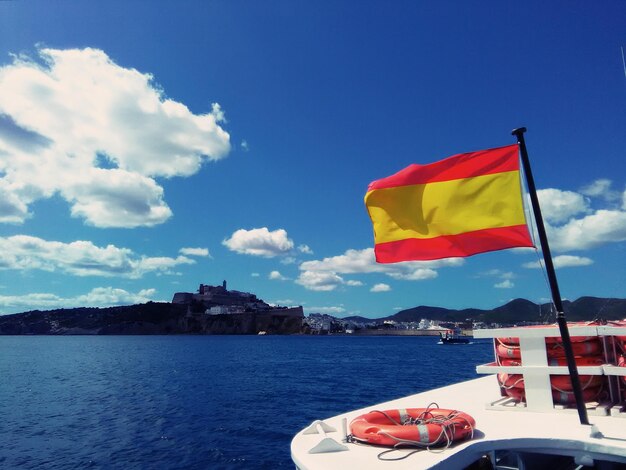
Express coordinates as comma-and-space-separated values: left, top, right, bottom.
473, 324, 626, 416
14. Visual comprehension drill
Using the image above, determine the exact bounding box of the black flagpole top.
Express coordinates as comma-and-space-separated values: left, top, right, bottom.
511, 127, 527, 137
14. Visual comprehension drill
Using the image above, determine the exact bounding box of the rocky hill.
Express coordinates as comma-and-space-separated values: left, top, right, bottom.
382, 297, 626, 324
343, 296, 626, 325
0, 302, 303, 335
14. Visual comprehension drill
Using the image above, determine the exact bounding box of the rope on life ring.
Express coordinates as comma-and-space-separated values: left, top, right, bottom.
348, 403, 475, 461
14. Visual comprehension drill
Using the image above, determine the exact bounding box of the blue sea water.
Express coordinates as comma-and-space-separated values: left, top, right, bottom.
0, 335, 493, 469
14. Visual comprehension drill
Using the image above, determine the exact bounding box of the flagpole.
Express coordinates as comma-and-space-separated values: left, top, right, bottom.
511, 127, 590, 426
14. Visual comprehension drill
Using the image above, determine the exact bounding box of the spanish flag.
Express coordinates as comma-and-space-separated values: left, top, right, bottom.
365, 144, 533, 263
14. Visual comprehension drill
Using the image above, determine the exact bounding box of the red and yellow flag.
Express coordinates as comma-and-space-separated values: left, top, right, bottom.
364, 144, 533, 263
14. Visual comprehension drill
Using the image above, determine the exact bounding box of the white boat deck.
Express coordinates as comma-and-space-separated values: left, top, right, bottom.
291, 324, 626, 469
291, 375, 626, 469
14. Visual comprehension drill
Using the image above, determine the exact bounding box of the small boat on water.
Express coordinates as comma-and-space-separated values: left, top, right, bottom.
439, 329, 470, 345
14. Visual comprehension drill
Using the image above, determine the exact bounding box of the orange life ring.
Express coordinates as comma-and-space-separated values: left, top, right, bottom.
496, 322, 600, 346
502, 385, 603, 404
545, 340, 601, 358
547, 355, 604, 367
497, 372, 524, 389
498, 373, 603, 392
349, 407, 475, 448
497, 336, 519, 346
498, 335, 596, 346
497, 357, 522, 366
497, 339, 601, 360
500, 355, 604, 367
496, 342, 521, 358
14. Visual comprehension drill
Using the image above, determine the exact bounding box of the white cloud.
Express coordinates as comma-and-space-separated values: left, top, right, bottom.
345, 280, 364, 286
297, 248, 459, 290
75, 287, 158, 305
241, 140, 249, 152
210, 103, 227, 123
536, 188, 589, 224
0, 234, 194, 278
63, 169, 172, 228
0, 182, 30, 224
509, 247, 537, 255
477, 269, 516, 281
370, 283, 391, 292
179, 247, 211, 257
494, 280, 514, 289
0, 287, 158, 312
298, 244, 313, 254
580, 179, 620, 202
0, 47, 230, 227
521, 260, 540, 269
307, 306, 346, 315
526, 182, 626, 253
386, 268, 439, 281
295, 271, 345, 291
523, 255, 594, 269
269, 270, 289, 281
223, 227, 294, 257
547, 210, 626, 251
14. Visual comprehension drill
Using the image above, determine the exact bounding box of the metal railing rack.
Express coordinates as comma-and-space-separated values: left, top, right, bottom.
474, 324, 626, 416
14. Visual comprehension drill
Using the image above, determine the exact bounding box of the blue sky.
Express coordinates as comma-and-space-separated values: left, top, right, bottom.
0, 1, 625, 318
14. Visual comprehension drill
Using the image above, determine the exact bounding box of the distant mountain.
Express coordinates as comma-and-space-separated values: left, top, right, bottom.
1, 296, 624, 335
481, 298, 553, 324
344, 297, 626, 325
342, 315, 378, 324
566, 297, 626, 321
383, 305, 467, 323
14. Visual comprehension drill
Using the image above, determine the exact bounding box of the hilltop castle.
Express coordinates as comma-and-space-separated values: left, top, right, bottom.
172, 280, 303, 316
171, 280, 303, 334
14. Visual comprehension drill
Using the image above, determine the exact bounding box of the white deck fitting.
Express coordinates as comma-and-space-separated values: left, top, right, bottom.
291, 324, 626, 469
